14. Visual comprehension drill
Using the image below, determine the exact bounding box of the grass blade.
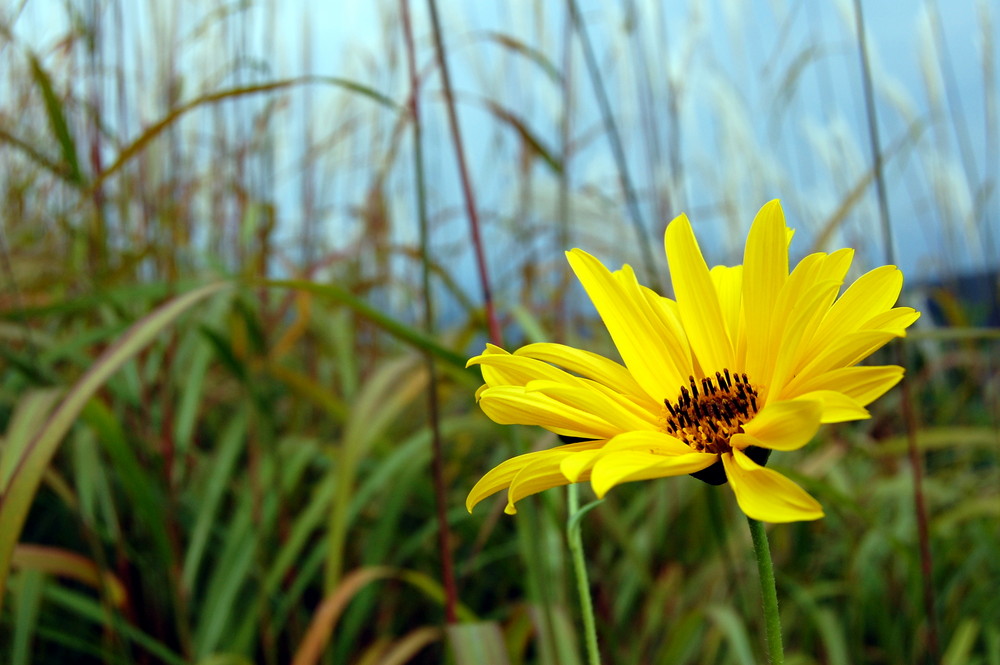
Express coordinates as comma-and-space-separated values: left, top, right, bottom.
27, 53, 83, 186
0, 281, 231, 611
447, 622, 512, 665
10, 569, 45, 665
265, 279, 467, 369
11, 544, 126, 607
292, 567, 396, 665
43, 585, 187, 665
93, 77, 398, 188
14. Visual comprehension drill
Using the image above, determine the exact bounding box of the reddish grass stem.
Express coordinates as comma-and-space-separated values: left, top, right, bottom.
853, 1, 939, 660
426, 0, 503, 347
403, 0, 459, 625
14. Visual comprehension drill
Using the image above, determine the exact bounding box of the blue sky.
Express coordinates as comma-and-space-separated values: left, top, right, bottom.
10, 1, 998, 291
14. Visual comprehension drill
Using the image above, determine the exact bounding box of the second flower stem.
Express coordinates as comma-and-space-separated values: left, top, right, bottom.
747, 516, 784, 664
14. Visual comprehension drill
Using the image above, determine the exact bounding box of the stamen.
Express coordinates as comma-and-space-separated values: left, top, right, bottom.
662, 371, 760, 455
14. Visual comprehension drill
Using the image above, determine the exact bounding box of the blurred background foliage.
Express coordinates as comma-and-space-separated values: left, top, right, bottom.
0, 1, 998, 664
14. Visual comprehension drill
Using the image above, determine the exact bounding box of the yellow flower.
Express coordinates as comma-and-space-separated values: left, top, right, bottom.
466, 200, 920, 522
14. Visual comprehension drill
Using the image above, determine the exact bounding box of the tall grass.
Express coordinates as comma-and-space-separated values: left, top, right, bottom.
1, 1, 998, 664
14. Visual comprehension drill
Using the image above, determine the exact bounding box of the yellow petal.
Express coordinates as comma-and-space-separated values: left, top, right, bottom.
742, 200, 789, 383
756, 246, 846, 398
710, 265, 745, 362
524, 380, 659, 431
587, 382, 664, 423
506, 448, 594, 513
722, 450, 824, 522
815, 248, 854, 285
754, 253, 828, 395
562, 430, 697, 484
478, 386, 621, 439
862, 307, 921, 335
591, 450, 718, 498
624, 269, 694, 383
466, 439, 604, 512
786, 330, 901, 389
514, 342, 654, 405
467, 344, 514, 388
792, 390, 870, 423
469, 350, 583, 389
776, 248, 854, 381
791, 308, 917, 387
781, 365, 904, 407
566, 249, 689, 401
738, 398, 822, 451
664, 213, 734, 374
561, 450, 603, 483
561, 429, 699, 484
465, 342, 509, 368
602, 429, 694, 454
809, 265, 903, 353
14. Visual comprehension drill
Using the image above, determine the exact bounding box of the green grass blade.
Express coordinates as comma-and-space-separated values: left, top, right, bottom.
706, 605, 756, 665
192, 502, 256, 658
181, 410, 248, 591
43, 585, 187, 665
0, 281, 231, 611
325, 357, 427, 590
80, 399, 173, 559
0, 389, 62, 492
942, 619, 979, 665
265, 280, 467, 369
11, 569, 46, 665
12, 544, 126, 607
27, 53, 83, 185
447, 622, 512, 665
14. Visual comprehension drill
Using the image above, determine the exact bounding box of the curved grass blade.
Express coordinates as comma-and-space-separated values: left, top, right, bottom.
11, 544, 127, 607
447, 622, 512, 665
375, 627, 442, 665
0, 281, 232, 611
0, 390, 62, 491
475, 31, 562, 83
706, 605, 756, 665
480, 99, 562, 174
292, 567, 396, 665
27, 52, 84, 186
264, 279, 467, 369
93, 77, 398, 189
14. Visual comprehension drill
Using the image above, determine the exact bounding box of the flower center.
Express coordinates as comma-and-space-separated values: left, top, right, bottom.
663, 370, 759, 455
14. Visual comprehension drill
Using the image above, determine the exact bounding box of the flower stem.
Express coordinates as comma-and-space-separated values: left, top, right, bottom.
747, 517, 784, 664
567, 484, 601, 665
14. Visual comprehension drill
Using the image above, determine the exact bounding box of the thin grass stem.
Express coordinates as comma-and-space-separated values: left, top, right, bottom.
426, 0, 503, 346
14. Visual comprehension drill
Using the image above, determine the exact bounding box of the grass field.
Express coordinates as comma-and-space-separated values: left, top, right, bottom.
1, 1, 998, 664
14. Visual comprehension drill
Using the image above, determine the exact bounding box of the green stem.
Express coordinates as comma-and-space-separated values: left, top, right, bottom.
747, 517, 784, 664
567, 484, 601, 665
